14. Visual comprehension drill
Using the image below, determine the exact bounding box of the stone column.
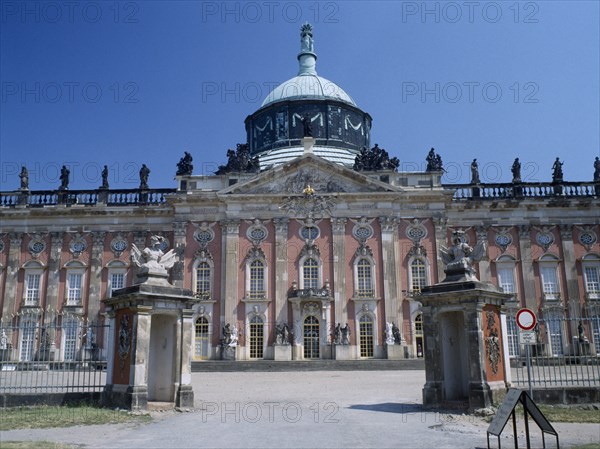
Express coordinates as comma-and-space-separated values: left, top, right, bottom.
176, 308, 195, 408
332, 218, 347, 327
476, 226, 491, 282
171, 221, 187, 288
274, 218, 289, 324
379, 217, 401, 331
130, 305, 152, 410
559, 225, 581, 347
3, 233, 22, 317
88, 232, 105, 322
46, 232, 63, 311
433, 218, 448, 284
517, 225, 537, 310
222, 220, 240, 327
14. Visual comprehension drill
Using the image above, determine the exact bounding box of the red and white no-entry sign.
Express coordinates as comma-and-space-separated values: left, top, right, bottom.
516, 308, 537, 331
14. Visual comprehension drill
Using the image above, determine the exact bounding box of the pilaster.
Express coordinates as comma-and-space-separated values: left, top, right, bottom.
222, 220, 240, 326
332, 218, 347, 327
88, 232, 105, 321
476, 226, 491, 282
517, 225, 537, 310
379, 217, 401, 329
274, 218, 289, 324
46, 232, 63, 311
3, 233, 22, 316
172, 221, 187, 288
433, 218, 448, 284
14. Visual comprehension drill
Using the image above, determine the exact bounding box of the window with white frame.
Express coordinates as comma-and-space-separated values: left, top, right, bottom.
356, 258, 374, 297
496, 256, 517, 296
23, 261, 44, 306
249, 259, 265, 298
107, 260, 127, 298
62, 316, 79, 361
65, 262, 85, 306
193, 256, 213, 299
302, 258, 319, 290
506, 315, 520, 358
409, 258, 428, 293
539, 255, 560, 300
19, 315, 37, 361
582, 255, 600, 300
544, 312, 564, 356
194, 316, 210, 360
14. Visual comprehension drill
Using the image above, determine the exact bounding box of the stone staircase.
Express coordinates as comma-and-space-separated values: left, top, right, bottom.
192, 358, 425, 372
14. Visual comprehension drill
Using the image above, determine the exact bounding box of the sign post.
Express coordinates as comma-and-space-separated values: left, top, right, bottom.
516, 308, 537, 398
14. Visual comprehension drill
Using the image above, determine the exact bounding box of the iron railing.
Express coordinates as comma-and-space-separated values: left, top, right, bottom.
506, 301, 600, 387
0, 310, 109, 394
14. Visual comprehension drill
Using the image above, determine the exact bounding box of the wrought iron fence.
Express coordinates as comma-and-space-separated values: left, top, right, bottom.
0, 310, 109, 394
506, 301, 600, 387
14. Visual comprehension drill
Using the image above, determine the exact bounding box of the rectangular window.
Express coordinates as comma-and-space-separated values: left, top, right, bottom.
195, 263, 211, 295
249, 262, 265, 298
540, 266, 559, 300
357, 260, 373, 297
584, 266, 600, 298
67, 273, 83, 305
411, 261, 426, 292
506, 316, 520, 358
63, 318, 79, 361
19, 317, 37, 362
109, 272, 125, 297
24, 273, 41, 305
497, 266, 516, 294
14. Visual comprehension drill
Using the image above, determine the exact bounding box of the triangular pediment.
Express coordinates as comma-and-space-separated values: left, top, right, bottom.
219, 154, 398, 195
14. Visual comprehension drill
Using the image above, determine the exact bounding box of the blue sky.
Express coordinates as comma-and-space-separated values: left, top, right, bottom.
1, 1, 599, 190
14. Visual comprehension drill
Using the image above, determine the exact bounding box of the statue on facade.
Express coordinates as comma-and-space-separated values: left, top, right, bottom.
59, 165, 70, 190
353, 144, 399, 172
215, 143, 260, 175
130, 235, 176, 281
100, 165, 109, 189
229, 326, 239, 347
275, 323, 291, 345
302, 114, 313, 137
425, 148, 443, 172
19, 166, 29, 190
470, 159, 480, 184
222, 324, 232, 345
594, 157, 600, 182
392, 323, 401, 344
551, 157, 563, 183
139, 164, 150, 189
439, 230, 487, 282
385, 322, 395, 345
176, 151, 194, 176
340, 323, 350, 345
333, 323, 341, 345
511, 158, 521, 183
0, 330, 8, 350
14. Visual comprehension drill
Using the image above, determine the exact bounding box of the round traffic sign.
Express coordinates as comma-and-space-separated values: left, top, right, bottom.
516, 308, 537, 331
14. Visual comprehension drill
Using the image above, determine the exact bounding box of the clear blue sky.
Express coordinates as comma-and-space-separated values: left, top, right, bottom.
1, 1, 599, 190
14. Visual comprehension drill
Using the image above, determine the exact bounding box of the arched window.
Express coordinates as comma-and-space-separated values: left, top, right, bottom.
249, 315, 264, 359
358, 315, 374, 358
19, 314, 38, 361
409, 258, 428, 293
64, 261, 85, 306
249, 260, 265, 299
192, 256, 213, 299
106, 260, 127, 298
496, 255, 517, 298
539, 255, 560, 301
582, 254, 600, 300
62, 315, 80, 361
195, 262, 211, 297
303, 316, 320, 359
302, 258, 319, 290
356, 258, 374, 298
22, 261, 44, 306
194, 316, 210, 360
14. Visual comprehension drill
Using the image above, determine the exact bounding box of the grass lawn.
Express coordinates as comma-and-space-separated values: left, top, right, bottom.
0, 405, 151, 431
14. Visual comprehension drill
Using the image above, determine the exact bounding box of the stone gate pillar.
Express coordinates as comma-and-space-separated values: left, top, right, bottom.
102, 236, 197, 411
420, 230, 511, 411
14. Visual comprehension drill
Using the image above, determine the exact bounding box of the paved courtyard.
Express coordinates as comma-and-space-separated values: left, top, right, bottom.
2, 370, 599, 448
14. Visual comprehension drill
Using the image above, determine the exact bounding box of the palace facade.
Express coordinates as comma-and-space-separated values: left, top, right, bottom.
1, 25, 599, 363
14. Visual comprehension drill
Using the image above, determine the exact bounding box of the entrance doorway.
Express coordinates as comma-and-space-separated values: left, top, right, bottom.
358, 315, 374, 358
148, 314, 176, 402
440, 312, 468, 401
303, 316, 320, 359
